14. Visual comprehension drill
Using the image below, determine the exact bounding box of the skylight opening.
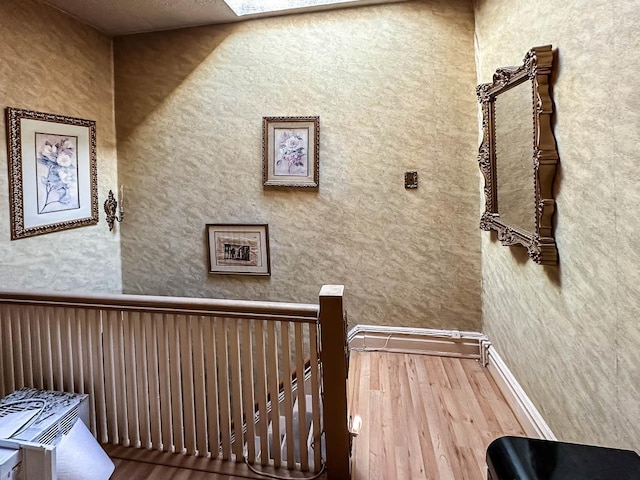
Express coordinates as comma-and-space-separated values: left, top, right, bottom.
223, 0, 358, 16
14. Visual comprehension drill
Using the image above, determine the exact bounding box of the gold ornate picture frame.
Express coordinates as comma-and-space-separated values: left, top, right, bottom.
262, 116, 319, 188
476, 45, 559, 265
6, 107, 98, 240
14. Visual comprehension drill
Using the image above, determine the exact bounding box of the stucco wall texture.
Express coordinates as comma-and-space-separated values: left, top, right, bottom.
475, 0, 640, 451
0, 0, 122, 293
114, 0, 482, 331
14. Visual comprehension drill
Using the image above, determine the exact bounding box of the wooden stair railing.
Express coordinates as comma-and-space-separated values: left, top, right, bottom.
0, 285, 351, 479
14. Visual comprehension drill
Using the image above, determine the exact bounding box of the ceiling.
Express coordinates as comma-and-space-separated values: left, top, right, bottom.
43, 0, 404, 36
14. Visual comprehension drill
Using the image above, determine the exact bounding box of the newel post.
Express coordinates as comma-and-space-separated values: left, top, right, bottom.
318, 285, 350, 480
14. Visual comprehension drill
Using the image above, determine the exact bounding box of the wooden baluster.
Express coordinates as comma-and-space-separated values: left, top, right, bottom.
157, 313, 173, 452
103, 309, 120, 444
133, 311, 151, 449
228, 318, 244, 461
179, 315, 197, 455
61, 307, 74, 393
254, 320, 269, 466
215, 318, 232, 460
241, 320, 256, 464
82, 308, 94, 441
12, 305, 25, 389
0, 305, 16, 395
169, 314, 185, 453
281, 322, 295, 468
52, 307, 64, 392
72, 308, 84, 395
266, 321, 282, 467
309, 322, 322, 472
0, 305, 8, 397
204, 317, 221, 458
144, 312, 162, 450
124, 311, 141, 448
32, 307, 44, 391
41, 306, 53, 391
295, 322, 309, 471
93, 309, 107, 442
115, 311, 130, 446
21, 306, 34, 388
192, 316, 209, 456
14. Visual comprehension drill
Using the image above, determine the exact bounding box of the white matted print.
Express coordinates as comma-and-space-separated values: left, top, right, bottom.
36, 133, 80, 213
6, 108, 98, 240
263, 116, 319, 188
207, 224, 270, 275
274, 128, 309, 176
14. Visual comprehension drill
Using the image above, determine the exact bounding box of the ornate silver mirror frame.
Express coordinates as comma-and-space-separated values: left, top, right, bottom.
477, 45, 559, 265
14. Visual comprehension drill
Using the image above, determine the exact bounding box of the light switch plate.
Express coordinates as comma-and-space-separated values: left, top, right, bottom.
404, 171, 418, 189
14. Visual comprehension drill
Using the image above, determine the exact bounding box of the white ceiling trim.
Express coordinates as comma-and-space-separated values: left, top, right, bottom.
42, 0, 406, 36
223, 0, 356, 16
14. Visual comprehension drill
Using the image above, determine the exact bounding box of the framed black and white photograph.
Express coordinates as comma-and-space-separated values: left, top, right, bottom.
6, 107, 98, 240
206, 224, 270, 275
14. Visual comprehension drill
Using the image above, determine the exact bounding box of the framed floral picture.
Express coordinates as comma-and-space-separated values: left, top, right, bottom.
262, 116, 319, 188
6, 108, 98, 240
206, 224, 271, 275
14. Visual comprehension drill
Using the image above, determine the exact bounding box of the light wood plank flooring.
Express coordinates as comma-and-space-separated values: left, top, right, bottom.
111, 458, 244, 479
107, 444, 327, 479
348, 351, 525, 480
109, 351, 525, 479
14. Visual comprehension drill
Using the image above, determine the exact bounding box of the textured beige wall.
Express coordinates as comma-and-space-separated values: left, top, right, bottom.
114, 0, 482, 330
475, 0, 640, 450
0, 0, 121, 293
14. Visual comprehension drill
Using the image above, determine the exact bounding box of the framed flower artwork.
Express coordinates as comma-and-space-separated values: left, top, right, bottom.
262, 116, 319, 188
206, 224, 271, 275
6, 108, 98, 239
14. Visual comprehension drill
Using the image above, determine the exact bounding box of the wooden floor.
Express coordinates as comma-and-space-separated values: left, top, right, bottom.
348, 351, 525, 480
109, 351, 525, 479
107, 444, 322, 479
111, 458, 244, 479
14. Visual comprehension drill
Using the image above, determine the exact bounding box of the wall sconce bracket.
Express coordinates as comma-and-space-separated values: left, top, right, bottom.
104, 190, 124, 231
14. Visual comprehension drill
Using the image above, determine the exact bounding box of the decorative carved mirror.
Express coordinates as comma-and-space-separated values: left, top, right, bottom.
477, 45, 559, 265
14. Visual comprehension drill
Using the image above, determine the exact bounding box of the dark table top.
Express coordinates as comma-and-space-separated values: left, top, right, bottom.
487, 436, 640, 480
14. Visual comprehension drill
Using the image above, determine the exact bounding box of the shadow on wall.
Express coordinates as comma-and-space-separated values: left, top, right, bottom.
113, 25, 236, 142
488, 231, 562, 287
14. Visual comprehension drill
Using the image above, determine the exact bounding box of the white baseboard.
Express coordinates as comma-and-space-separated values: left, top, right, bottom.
485, 344, 556, 440
347, 324, 487, 359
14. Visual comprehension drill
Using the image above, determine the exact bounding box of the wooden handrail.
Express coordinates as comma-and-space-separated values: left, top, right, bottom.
0, 290, 319, 323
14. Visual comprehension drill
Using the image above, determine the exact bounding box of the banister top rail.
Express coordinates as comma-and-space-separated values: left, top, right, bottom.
0, 290, 319, 323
